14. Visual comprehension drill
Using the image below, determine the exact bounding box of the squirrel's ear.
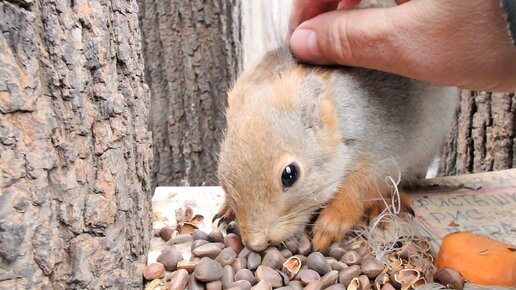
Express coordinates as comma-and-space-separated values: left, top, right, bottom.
299, 73, 338, 133
227, 48, 296, 116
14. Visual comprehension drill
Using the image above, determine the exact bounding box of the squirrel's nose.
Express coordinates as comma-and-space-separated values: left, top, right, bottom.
245, 239, 268, 252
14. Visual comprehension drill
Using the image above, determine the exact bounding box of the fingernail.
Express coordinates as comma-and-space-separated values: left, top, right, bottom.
290, 29, 322, 61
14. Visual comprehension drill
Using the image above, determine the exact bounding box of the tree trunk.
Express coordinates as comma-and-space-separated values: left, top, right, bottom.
138, 0, 242, 187
438, 90, 515, 176
0, 1, 152, 289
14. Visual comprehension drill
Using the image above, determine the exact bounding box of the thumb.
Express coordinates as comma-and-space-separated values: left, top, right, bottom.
290, 6, 408, 73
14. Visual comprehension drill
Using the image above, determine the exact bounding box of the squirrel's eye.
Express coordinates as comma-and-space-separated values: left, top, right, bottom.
281, 163, 299, 189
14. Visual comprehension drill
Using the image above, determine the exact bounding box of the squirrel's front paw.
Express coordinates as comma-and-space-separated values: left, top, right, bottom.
312, 205, 355, 252
212, 200, 235, 225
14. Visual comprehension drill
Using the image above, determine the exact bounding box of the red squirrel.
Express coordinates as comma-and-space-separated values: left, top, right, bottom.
216, 1, 459, 252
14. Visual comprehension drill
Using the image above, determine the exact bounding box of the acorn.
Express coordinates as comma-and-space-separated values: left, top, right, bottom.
143, 262, 165, 280
255, 265, 283, 288
178, 222, 198, 234
361, 256, 384, 279
347, 275, 370, 290
373, 272, 390, 290
338, 265, 361, 287
159, 226, 175, 241
307, 252, 332, 275
340, 250, 362, 265
282, 256, 302, 279
434, 268, 465, 290
393, 268, 421, 290
176, 260, 199, 273
156, 247, 183, 271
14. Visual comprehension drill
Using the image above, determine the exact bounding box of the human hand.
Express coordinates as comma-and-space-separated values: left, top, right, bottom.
289, 0, 516, 92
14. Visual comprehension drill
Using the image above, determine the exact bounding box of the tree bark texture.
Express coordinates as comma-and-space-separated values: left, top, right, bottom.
438, 90, 515, 176
138, 0, 241, 187
0, 0, 153, 289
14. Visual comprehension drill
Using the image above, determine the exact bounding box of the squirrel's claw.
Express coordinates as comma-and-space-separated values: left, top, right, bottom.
312, 205, 354, 252
213, 201, 235, 227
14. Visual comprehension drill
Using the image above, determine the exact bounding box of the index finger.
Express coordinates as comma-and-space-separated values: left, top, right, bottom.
289, 0, 360, 30
289, 0, 410, 29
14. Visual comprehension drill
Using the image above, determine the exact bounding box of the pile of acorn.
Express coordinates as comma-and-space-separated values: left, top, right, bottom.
144, 208, 464, 290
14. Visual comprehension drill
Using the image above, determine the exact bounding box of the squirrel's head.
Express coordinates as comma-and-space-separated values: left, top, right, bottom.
217, 49, 352, 251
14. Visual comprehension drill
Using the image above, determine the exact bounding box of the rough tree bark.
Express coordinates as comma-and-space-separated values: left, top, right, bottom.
138, 0, 241, 187
0, 0, 152, 289
438, 90, 515, 176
